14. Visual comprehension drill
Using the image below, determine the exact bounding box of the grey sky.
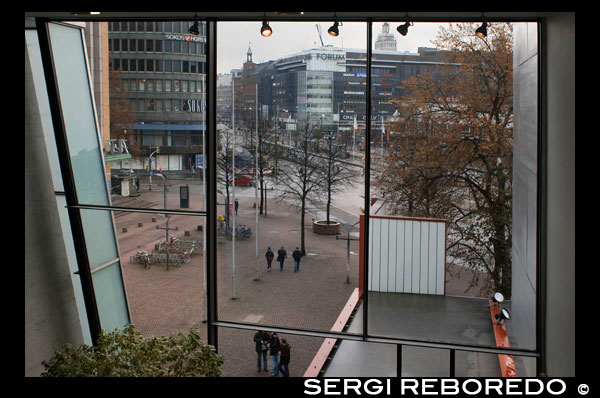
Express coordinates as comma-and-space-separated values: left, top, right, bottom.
216, 21, 448, 74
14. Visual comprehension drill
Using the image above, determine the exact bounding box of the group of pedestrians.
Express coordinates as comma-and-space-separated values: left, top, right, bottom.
254, 330, 291, 377
265, 246, 303, 272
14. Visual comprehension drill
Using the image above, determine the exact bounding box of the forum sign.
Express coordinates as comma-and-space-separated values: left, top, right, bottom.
307, 50, 346, 72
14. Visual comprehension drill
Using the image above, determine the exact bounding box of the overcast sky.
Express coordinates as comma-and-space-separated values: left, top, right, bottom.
216, 21, 448, 74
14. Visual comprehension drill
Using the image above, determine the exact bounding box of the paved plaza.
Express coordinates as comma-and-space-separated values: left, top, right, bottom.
114, 176, 361, 377
112, 174, 492, 377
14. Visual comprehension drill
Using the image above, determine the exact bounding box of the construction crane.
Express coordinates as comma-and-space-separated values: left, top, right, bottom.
315, 24, 325, 47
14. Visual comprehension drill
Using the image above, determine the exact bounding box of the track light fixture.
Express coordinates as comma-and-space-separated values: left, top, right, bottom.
328, 14, 342, 37
475, 21, 488, 38
261, 19, 272, 37
328, 21, 341, 37
495, 308, 511, 325
260, 13, 272, 37
189, 20, 200, 35
397, 20, 413, 36
475, 13, 488, 38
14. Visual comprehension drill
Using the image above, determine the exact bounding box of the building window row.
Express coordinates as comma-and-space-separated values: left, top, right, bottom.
110, 58, 206, 74
121, 98, 206, 113
116, 78, 205, 94
109, 38, 206, 55
108, 21, 205, 35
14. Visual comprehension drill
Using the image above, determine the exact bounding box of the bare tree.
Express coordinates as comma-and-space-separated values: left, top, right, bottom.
375, 23, 513, 297
275, 131, 321, 255
317, 137, 357, 225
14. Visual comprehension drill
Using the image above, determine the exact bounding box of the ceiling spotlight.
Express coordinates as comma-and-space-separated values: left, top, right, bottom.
328, 20, 341, 37
491, 292, 504, 307
495, 308, 511, 325
189, 20, 200, 35
261, 20, 272, 37
396, 21, 413, 36
475, 20, 488, 38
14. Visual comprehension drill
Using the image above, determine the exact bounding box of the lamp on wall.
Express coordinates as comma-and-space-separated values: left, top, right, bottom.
495, 308, 511, 325
491, 292, 504, 307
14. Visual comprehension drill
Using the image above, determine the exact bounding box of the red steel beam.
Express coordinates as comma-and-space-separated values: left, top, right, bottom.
303, 288, 360, 377
489, 299, 518, 377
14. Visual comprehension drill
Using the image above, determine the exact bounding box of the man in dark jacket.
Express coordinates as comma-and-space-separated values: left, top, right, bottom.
292, 247, 302, 272
279, 338, 291, 377
267, 331, 281, 376
253, 330, 268, 372
277, 247, 287, 271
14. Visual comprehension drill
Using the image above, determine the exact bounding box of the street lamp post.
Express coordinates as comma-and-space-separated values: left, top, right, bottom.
336, 221, 360, 284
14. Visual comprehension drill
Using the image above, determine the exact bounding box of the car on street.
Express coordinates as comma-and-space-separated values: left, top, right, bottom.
229, 174, 254, 187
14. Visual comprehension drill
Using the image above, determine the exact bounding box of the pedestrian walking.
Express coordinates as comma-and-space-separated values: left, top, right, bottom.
279, 339, 291, 377
265, 247, 274, 272
234, 199, 239, 215
292, 247, 302, 272
267, 331, 281, 376
253, 330, 269, 373
277, 246, 287, 271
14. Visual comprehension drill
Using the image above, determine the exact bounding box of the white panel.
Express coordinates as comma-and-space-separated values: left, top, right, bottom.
395, 220, 405, 293
388, 218, 397, 292
367, 217, 446, 295
404, 221, 413, 293
411, 221, 421, 293
420, 222, 429, 294
437, 222, 446, 294
371, 218, 380, 291
428, 223, 438, 294
379, 219, 389, 292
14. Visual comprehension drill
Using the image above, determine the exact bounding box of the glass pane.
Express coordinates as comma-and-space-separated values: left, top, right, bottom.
216, 21, 366, 336
48, 23, 109, 207
367, 21, 533, 351
324, 340, 397, 377
454, 350, 536, 377
107, 20, 206, 211
91, 261, 130, 332
114, 209, 207, 337
80, 209, 119, 267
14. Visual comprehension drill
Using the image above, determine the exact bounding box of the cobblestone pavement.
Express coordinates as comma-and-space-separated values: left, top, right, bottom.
115, 179, 360, 377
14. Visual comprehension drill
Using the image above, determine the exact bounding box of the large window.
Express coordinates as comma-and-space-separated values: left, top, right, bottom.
36, 17, 540, 377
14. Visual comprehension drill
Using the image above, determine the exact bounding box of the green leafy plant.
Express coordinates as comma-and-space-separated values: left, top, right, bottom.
41, 324, 224, 377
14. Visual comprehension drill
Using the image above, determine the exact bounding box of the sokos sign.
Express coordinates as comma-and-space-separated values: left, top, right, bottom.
186, 99, 206, 113
164, 34, 206, 43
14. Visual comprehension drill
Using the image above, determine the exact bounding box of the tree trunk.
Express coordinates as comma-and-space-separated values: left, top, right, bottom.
300, 198, 306, 256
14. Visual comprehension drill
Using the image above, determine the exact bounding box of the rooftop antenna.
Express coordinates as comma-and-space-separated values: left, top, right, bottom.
315, 23, 325, 47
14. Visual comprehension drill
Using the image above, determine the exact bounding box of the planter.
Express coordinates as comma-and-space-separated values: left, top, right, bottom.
313, 220, 341, 235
